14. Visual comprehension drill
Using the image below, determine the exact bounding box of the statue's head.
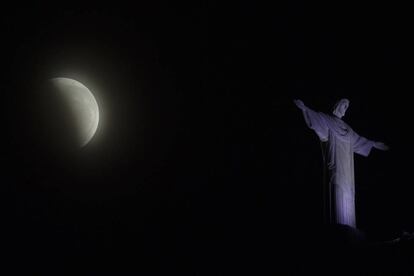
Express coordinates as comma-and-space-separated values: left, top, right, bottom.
332, 98, 350, 118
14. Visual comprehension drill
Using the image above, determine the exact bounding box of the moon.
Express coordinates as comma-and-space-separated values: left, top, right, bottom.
49, 77, 99, 147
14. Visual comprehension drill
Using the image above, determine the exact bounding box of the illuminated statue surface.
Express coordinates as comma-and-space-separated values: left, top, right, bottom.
294, 99, 388, 228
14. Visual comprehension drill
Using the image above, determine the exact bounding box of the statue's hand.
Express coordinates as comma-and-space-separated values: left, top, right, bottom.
374, 141, 390, 151
293, 99, 306, 111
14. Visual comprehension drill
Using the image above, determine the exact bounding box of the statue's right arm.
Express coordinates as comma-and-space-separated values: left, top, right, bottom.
293, 99, 307, 112
293, 99, 319, 128
293, 100, 328, 140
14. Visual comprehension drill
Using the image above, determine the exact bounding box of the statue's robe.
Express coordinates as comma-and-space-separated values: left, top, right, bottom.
301, 107, 374, 228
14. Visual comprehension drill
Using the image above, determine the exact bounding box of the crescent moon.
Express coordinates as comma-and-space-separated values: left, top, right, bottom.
49, 77, 99, 147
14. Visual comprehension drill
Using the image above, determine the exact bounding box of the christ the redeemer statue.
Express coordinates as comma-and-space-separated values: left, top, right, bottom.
294, 99, 388, 229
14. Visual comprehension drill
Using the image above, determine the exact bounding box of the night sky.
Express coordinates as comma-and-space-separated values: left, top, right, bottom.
1, 1, 411, 274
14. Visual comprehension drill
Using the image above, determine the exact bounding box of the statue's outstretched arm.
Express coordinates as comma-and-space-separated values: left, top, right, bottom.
293, 99, 307, 111
373, 141, 390, 151
293, 99, 329, 141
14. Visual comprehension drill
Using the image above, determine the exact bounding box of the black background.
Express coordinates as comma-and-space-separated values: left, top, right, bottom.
1, 1, 411, 274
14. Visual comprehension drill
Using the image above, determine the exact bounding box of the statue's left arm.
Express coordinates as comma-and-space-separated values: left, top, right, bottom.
352, 131, 389, 156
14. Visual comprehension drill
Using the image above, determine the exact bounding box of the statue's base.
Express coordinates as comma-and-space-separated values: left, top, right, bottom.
323, 223, 366, 246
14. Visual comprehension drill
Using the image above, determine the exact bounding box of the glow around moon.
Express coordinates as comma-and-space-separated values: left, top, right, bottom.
49, 77, 99, 147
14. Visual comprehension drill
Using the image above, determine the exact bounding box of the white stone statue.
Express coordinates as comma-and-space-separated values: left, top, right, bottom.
294, 99, 389, 228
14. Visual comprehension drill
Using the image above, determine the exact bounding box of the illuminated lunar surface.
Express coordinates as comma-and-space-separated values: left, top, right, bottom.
49, 77, 99, 147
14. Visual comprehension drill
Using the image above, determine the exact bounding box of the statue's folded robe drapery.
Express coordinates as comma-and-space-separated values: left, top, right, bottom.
301, 107, 374, 228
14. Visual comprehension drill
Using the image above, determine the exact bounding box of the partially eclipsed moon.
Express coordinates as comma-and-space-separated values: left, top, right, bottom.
49, 77, 99, 147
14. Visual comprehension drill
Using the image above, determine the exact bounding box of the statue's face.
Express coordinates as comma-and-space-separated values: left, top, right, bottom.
333, 99, 349, 118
